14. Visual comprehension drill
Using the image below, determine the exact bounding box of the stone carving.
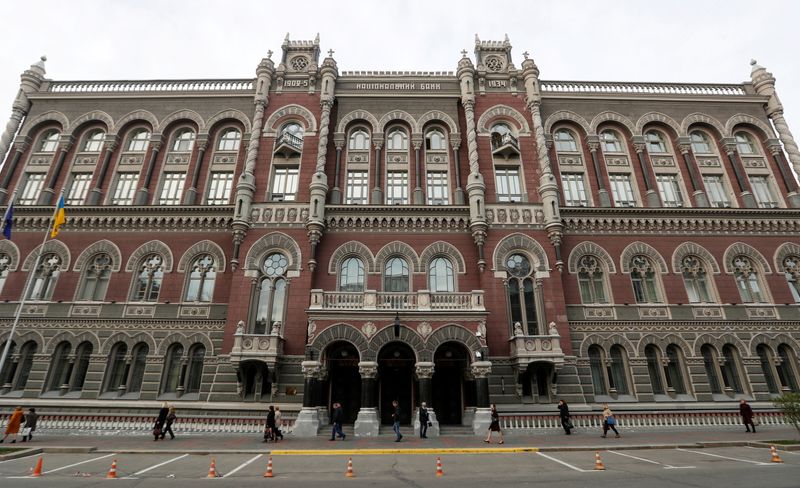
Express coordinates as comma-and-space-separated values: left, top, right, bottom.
362, 321, 377, 338
271, 321, 282, 335
638, 307, 669, 319
583, 307, 615, 319
746, 307, 778, 319
548, 322, 559, 336
415, 362, 434, 379
235, 320, 245, 335
307, 320, 316, 343
692, 307, 724, 318
525, 340, 536, 351
417, 321, 432, 339
476, 320, 487, 339
359, 361, 378, 378
513, 322, 524, 336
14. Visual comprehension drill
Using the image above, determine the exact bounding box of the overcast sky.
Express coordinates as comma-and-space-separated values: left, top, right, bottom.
1, 0, 798, 161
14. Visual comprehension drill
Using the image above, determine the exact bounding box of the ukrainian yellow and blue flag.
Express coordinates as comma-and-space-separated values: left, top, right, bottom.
50, 195, 66, 238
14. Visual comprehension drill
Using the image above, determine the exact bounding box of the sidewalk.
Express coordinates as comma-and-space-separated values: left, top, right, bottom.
14, 424, 800, 454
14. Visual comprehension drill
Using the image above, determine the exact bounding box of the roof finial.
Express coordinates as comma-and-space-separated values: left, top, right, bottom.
327, 49, 335, 57
314, 33, 320, 43
284, 32, 290, 41
461, 49, 468, 58
267, 50, 273, 59
522, 51, 529, 60
750, 59, 757, 66
504, 33, 510, 42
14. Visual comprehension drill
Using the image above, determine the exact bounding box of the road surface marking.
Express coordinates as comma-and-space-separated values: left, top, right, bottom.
608, 450, 695, 469
0, 454, 38, 465
122, 453, 189, 479
677, 448, 775, 466
536, 451, 594, 473
222, 454, 262, 478
43, 453, 116, 474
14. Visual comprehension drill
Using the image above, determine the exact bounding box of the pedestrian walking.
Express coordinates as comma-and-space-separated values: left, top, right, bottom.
274, 406, 284, 440
264, 405, 276, 442
0, 406, 24, 443
21, 408, 38, 442
740, 399, 756, 433
419, 402, 430, 439
161, 406, 176, 440
601, 403, 620, 438
392, 400, 403, 442
153, 402, 169, 441
484, 404, 504, 444
330, 402, 345, 441
558, 400, 572, 435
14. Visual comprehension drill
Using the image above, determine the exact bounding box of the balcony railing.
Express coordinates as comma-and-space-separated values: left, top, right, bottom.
274, 131, 303, 157
540, 80, 748, 96
47, 79, 254, 93
491, 133, 520, 152
309, 290, 485, 311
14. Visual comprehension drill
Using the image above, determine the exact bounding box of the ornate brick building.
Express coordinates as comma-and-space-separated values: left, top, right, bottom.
0, 35, 799, 436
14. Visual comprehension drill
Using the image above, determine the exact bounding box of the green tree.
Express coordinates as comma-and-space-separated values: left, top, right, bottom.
773, 392, 800, 435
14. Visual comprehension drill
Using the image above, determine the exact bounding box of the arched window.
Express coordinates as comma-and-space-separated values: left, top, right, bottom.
645, 130, 669, 153
732, 255, 765, 303
387, 128, 408, 150
690, 130, 714, 154
630, 255, 660, 303
757, 344, 780, 394
702, 344, 722, 394
46, 341, 72, 392
600, 129, 624, 153
184, 254, 216, 302
171, 129, 196, 152
127, 129, 150, 152
384, 257, 410, 292
609, 345, 630, 395
425, 129, 446, 151
127, 342, 149, 394
681, 255, 712, 303
577, 255, 608, 304
491, 122, 512, 136
105, 342, 128, 393
665, 344, 687, 394
348, 129, 370, 150
782, 255, 800, 303
255, 253, 288, 334
339, 257, 365, 293
12, 341, 37, 391
506, 253, 539, 335
645, 344, 665, 395
27, 253, 61, 301
82, 129, 105, 152
428, 257, 455, 292
282, 122, 304, 140
217, 128, 241, 151
38, 130, 60, 152
78, 253, 113, 301
720, 344, 744, 394
162, 343, 184, 394
777, 344, 799, 392
186, 344, 205, 394
0, 253, 11, 295
588, 345, 607, 395
70, 341, 93, 392
554, 129, 578, 152
735, 131, 759, 155
131, 254, 164, 302
0, 341, 16, 387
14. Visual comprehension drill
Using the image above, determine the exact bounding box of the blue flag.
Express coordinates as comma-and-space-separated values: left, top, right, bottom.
1, 202, 12, 240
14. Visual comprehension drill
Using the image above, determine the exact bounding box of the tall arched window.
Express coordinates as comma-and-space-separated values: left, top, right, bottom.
78, 253, 113, 301
645, 344, 664, 395
13, 341, 37, 391
217, 128, 241, 151
171, 129, 196, 152
387, 128, 408, 150
732, 255, 765, 303
38, 129, 60, 152
665, 344, 687, 395
428, 257, 455, 292
425, 129, 446, 151
0, 341, 15, 386
127, 129, 150, 152
184, 254, 216, 302
27, 253, 61, 300
645, 130, 669, 153
255, 253, 288, 334
105, 342, 128, 393
577, 255, 607, 304
348, 129, 370, 150
162, 343, 184, 394
588, 345, 607, 395
186, 344, 205, 394
701, 344, 722, 394
127, 342, 149, 394
0, 253, 11, 295
782, 256, 800, 303
720, 344, 744, 394
630, 255, 660, 303
681, 255, 712, 303
756, 344, 780, 394
46, 341, 72, 392
554, 129, 578, 152
384, 257, 410, 292
82, 129, 105, 152
777, 344, 799, 392
734, 131, 759, 155
689, 130, 714, 154
70, 341, 93, 392
600, 129, 624, 153
609, 345, 630, 395
506, 253, 538, 335
132, 254, 164, 302
339, 257, 365, 292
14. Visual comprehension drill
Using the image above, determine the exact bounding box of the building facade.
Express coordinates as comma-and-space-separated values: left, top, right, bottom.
0, 35, 799, 435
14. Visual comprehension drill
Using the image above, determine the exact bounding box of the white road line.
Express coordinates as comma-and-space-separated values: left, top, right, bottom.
676, 448, 777, 466
607, 450, 695, 469
222, 454, 262, 478
536, 451, 595, 473
43, 452, 116, 474
121, 453, 189, 479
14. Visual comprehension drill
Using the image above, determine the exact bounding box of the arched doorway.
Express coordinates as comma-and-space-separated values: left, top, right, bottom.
432, 342, 469, 425
238, 360, 270, 401
378, 342, 415, 425
324, 341, 361, 424
521, 361, 556, 403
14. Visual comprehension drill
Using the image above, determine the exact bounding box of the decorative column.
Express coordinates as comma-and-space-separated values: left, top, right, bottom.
87, 135, 119, 205
414, 362, 439, 437
678, 138, 710, 207
37, 135, 74, 205
633, 138, 661, 207
293, 360, 322, 437
183, 136, 208, 205
471, 361, 492, 435
371, 139, 384, 204
0, 139, 29, 205
329, 135, 345, 204
767, 140, 800, 207
133, 136, 162, 206
587, 135, 611, 207
412, 136, 424, 204
0, 56, 47, 204
451, 137, 465, 205
723, 140, 757, 208
457, 51, 488, 271
354, 361, 379, 437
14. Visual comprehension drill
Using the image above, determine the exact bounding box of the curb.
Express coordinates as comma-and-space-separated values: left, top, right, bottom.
270, 447, 540, 455
0, 448, 40, 461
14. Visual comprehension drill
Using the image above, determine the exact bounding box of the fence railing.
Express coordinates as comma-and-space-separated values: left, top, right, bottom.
499, 411, 786, 431
540, 81, 748, 96
47, 79, 254, 93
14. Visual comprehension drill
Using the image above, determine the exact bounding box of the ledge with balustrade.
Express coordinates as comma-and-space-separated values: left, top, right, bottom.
509, 322, 565, 365
567, 303, 800, 323
308, 290, 485, 312
540, 80, 756, 98
40, 79, 254, 95
229, 321, 284, 367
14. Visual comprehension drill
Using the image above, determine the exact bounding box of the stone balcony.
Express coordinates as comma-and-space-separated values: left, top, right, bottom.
509, 322, 565, 366
229, 323, 284, 368
308, 290, 485, 312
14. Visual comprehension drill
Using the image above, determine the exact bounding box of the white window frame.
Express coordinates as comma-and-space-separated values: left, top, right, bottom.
127, 129, 150, 152
111, 172, 139, 205
609, 173, 637, 207
656, 174, 685, 207
426, 171, 449, 205
216, 129, 241, 152
702, 174, 731, 208
270, 167, 299, 201
749, 175, 779, 208
495, 167, 523, 202
345, 170, 369, 205
19, 173, 46, 205
561, 172, 589, 206
66, 173, 92, 205
207, 171, 234, 205
158, 172, 186, 205
386, 171, 409, 205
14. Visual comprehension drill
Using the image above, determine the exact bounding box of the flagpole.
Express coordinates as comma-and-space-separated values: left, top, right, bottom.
0, 190, 63, 383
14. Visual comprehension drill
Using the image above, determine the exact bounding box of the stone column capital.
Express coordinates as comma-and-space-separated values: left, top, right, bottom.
415, 361, 435, 379
470, 360, 492, 378
301, 360, 321, 378
358, 361, 378, 378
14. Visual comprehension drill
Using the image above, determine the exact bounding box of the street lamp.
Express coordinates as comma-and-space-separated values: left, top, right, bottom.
393, 312, 401, 338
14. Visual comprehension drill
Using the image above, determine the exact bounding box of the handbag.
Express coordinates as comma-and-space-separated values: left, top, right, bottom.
21, 427, 32, 436
606, 416, 616, 426
152, 427, 162, 437
565, 419, 574, 430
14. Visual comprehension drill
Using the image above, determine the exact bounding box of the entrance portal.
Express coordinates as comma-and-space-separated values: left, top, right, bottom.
432, 342, 469, 425
324, 341, 361, 424
238, 360, 270, 401
378, 342, 415, 425
522, 361, 556, 403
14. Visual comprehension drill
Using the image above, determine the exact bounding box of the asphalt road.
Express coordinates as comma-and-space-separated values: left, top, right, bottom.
0, 446, 798, 487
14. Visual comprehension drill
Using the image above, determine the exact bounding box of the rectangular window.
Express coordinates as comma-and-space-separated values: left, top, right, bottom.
18, 173, 45, 205
561, 173, 588, 206
158, 172, 186, 205
749, 175, 778, 208
345, 170, 369, 205
66, 173, 92, 205
656, 174, 684, 207
111, 172, 139, 205
271, 167, 299, 201
703, 175, 730, 208
206, 171, 233, 205
495, 167, 522, 202
609, 173, 636, 207
386, 171, 408, 205
426, 171, 449, 205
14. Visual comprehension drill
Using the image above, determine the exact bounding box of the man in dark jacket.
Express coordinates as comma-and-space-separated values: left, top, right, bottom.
739, 399, 756, 433
558, 400, 572, 435
419, 402, 429, 438
154, 403, 169, 441
22, 408, 38, 442
392, 400, 403, 442
330, 403, 346, 441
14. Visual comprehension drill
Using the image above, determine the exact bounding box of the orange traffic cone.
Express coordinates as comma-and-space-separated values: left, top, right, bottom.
435, 457, 444, 477
30, 456, 44, 477
594, 451, 606, 471
345, 457, 355, 478
106, 459, 119, 479
770, 446, 783, 463
263, 456, 274, 478
207, 457, 220, 478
